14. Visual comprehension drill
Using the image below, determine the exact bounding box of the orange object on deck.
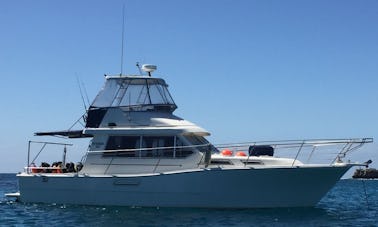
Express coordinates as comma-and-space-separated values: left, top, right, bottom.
29, 163, 38, 173
52, 167, 62, 173
236, 151, 247, 156
221, 149, 233, 156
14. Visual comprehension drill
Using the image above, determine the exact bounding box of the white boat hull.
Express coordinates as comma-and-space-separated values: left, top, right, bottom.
17, 165, 351, 208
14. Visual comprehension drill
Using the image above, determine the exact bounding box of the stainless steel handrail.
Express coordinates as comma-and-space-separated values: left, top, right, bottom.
215, 138, 373, 165
215, 138, 373, 149
27, 141, 73, 172
25, 138, 373, 174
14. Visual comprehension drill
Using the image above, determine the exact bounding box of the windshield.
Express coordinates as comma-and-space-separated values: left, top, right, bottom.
184, 135, 218, 153
91, 77, 176, 108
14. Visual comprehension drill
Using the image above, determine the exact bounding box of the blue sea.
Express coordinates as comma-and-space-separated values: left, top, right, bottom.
0, 174, 377, 226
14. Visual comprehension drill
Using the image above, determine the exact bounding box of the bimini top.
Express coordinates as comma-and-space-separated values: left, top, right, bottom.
90, 75, 177, 112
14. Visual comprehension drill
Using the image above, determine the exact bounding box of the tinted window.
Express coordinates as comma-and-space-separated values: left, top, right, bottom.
184, 135, 211, 153
104, 136, 140, 157
175, 137, 193, 157
103, 136, 194, 158
142, 136, 174, 157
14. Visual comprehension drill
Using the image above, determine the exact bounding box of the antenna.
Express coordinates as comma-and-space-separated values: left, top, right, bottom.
81, 80, 90, 107
76, 75, 88, 112
136, 62, 143, 75
120, 4, 125, 76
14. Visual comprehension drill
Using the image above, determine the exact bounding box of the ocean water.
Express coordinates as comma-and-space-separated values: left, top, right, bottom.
0, 174, 377, 226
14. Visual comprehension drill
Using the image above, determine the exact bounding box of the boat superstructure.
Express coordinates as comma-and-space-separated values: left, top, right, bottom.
79, 74, 213, 175
11, 66, 373, 208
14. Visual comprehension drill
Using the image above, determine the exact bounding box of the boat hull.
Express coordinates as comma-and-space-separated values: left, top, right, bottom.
17, 165, 351, 208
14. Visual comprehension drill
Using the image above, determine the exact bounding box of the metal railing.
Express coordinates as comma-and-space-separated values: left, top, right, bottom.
213, 138, 373, 166
93, 144, 213, 173
89, 138, 373, 170
25, 138, 373, 174
26, 141, 73, 173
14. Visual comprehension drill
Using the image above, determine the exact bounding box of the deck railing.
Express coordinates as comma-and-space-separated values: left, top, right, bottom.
26, 141, 73, 174
214, 138, 373, 166
25, 138, 372, 174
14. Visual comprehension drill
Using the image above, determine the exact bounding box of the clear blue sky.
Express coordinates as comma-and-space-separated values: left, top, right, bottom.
0, 0, 377, 173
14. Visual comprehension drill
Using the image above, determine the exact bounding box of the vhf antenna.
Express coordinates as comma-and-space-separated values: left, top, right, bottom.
136, 62, 143, 75
76, 75, 88, 111
120, 4, 125, 76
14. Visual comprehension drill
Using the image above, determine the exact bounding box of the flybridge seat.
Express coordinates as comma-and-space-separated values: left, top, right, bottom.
249, 145, 274, 156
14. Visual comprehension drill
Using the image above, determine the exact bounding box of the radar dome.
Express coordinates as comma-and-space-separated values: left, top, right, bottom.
142, 64, 157, 73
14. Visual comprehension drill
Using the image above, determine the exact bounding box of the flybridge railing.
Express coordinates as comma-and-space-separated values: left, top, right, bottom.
214, 138, 373, 166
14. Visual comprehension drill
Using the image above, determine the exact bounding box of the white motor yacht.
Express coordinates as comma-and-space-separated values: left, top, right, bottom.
10, 65, 373, 208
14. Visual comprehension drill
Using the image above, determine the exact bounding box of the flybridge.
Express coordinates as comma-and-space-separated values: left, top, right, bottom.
90, 75, 177, 111
34, 74, 178, 137
36, 64, 179, 136
84, 65, 180, 128
89, 64, 176, 111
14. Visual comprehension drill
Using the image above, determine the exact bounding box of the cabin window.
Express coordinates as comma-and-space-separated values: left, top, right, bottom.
142, 136, 174, 157
103, 136, 193, 158
105, 136, 140, 157
175, 137, 193, 158
241, 160, 263, 165
184, 135, 211, 153
210, 160, 233, 165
